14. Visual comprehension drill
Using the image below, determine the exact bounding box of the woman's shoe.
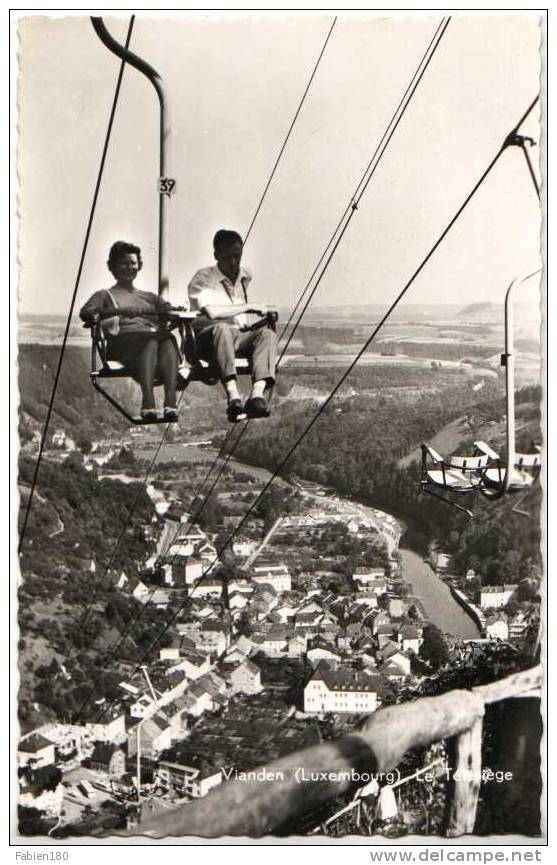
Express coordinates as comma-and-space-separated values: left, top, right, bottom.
227, 399, 246, 423
245, 396, 269, 418
140, 407, 157, 422
164, 407, 179, 422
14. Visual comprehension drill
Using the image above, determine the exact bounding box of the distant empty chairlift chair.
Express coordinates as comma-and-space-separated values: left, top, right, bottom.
420, 445, 489, 518
420, 270, 542, 518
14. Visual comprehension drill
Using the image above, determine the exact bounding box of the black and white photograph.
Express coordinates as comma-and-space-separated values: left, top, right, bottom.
12, 9, 546, 845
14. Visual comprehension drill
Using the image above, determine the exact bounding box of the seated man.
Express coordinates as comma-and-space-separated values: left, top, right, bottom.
187, 229, 278, 422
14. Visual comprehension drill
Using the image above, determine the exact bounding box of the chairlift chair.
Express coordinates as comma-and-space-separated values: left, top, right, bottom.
420, 444, 489, 517
86, 309, 278, 425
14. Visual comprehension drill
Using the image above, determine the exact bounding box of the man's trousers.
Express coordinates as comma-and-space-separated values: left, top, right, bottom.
196, 322, 277, 383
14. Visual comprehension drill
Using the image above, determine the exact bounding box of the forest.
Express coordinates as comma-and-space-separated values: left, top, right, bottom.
235, 377, 543, 583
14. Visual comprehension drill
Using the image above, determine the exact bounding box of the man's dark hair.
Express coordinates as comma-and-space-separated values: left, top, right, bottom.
213, 229, 243, 253
107, 241, 143, 271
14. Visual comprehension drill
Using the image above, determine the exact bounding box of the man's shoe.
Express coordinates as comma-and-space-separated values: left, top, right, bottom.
164, 407, 179, 422
227, 399, 246, 423
139, 408, 157, 422
245, 396, 270, 418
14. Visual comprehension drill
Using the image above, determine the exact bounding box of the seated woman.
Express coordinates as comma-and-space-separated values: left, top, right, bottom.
80, 241, 180, 421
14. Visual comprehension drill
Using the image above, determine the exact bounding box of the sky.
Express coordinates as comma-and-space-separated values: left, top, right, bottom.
16, 12, 543, 317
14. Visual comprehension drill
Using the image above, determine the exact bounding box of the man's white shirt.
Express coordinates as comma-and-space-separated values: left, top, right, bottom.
187, 265, 253, 330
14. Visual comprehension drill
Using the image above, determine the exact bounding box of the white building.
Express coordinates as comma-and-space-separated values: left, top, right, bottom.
304, 666, 382, 714
82, 707, 127, 743
480, 585, 518, 610
156, 761, 222, 799
353, 569, 387, 592
252, 563, 291, 593
232, 539, 258, 558
485, 613, 509, 640
18, 733, 56, 769
228, 659, 263, 695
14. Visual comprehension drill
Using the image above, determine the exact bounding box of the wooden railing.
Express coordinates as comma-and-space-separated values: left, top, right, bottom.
133, 665, 542, 838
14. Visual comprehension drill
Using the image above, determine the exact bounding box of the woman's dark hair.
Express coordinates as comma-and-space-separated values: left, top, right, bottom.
213, 229, 243, 253
107, 241, 143, 271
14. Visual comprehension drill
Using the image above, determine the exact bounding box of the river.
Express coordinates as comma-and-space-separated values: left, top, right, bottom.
399, 547, 480, 638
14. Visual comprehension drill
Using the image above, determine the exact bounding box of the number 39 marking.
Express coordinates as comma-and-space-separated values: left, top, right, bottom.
158, 177, 176, 196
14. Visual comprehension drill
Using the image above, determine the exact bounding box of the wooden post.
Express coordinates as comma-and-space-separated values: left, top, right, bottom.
445, 716, 483, 836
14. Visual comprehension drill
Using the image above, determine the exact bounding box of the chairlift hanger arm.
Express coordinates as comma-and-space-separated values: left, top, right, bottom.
91, 17, 166, 111
91, 17, 172, 299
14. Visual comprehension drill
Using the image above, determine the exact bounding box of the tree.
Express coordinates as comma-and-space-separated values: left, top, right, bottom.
420, 624, 449, 670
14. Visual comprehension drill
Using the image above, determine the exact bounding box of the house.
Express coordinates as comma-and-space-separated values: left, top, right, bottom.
156, 761, 222, 798
287, 633, 307, 657
375, 624, 396, 648
296, 600, 323, 616
184, 557, 204, 585
388, 597, 407, 618
150, 588, 172, 608
127, 577, 150, 604
18, 733, 56, 769
485, 612, 509, 641
436, 552, 451, 572
182, 684, 215, 718
195, 577, 223, 599
169, 539, 194, 557
235, 634, 258, 655
128, 712, 173, 759
229, 591, 249, 610
274, 603, 298, 623
232, 539, 258, 558
357, 592, 379, 608
82, 706, 127, 743
353, 568, 387, 591
196, 622, 230, 656
164, 694, 190, 738
171, 652, 213, 681
222, 646, 249, 666
372, 612, 392, 635
161, 668, 190, 703
378, 663, 406, 684
130, 693, 159, 721
480, 585, 518, 610
377, 642, 411, 675
397, 624, 422, 654
306, 639, 341, 666
304, 664, 385, 714
253, 624, 292, 656
227, 659, 263, 695
86, 743, 126, 778
196, 540, 217, 559
228, 578, 253, 595
509, 610, 529, 640
252, 564, 292, 593
159, 634, 198, 661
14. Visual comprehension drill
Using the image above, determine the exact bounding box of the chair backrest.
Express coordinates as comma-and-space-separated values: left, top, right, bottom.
515, 453, 541, 469
448, 454, 489, 471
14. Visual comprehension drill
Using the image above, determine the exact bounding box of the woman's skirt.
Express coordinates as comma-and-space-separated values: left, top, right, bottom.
106, 330, 180, 372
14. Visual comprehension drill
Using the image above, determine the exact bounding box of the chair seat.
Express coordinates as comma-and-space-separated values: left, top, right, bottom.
426, 469, 479, 491
483, 468, 535, 490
